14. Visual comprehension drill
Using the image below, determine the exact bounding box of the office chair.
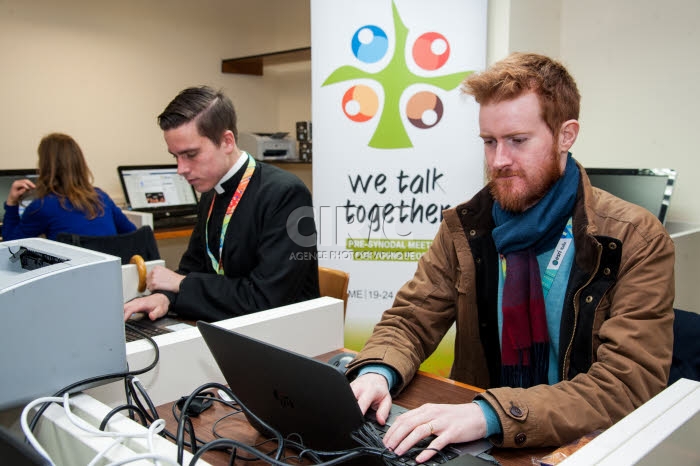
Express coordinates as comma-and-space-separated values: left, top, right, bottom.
669, 308, 700, 385
318, 266, 350, 318
56, 225, 160, 265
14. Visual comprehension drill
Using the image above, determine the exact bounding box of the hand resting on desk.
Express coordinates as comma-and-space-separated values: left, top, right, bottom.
351, 373, 488, 464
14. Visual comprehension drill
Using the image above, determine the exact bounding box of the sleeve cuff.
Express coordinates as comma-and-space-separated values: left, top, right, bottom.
4, 203, 19, 213
154, 289, 177, 306
357, 364, 398, 391
473, 399, 503, 437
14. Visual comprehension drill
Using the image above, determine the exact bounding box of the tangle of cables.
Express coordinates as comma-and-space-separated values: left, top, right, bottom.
20, 325, 450, 465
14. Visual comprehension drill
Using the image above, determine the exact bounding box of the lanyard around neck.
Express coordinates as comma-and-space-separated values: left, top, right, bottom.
205, 154, 256, 275
500, 217, 573, 298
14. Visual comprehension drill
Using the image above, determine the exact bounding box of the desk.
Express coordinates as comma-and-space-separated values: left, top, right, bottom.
155, 351, 553, 466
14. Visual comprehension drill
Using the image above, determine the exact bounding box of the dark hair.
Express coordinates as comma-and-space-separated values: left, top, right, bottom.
157, 86, 238, 145
462, 52, 580, 138
35, 133, 104, 219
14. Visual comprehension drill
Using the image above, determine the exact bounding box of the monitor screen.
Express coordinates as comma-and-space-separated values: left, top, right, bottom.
117, 165, 198, 212
0, 169, 39, 223
586, 168, 676, 225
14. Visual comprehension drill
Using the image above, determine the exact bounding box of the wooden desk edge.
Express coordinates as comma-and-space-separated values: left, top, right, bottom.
154, 226, 194, 240
415, 370, 486, 394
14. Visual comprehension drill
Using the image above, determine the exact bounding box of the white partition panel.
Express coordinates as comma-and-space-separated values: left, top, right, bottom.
35, 394, 208, 466
560, 378, 700, 465
87, 296, 345, 407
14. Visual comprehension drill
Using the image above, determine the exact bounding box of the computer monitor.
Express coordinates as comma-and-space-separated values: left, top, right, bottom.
117, 165, 198, 218
586, 168, 677, 225
0, 168, 39, 223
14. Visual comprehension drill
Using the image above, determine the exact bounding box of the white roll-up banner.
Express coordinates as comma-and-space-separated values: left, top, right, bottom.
311, 0, 487, 375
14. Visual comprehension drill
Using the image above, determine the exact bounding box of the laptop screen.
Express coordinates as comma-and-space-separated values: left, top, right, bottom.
586, 168, 677, 225
0, 168, 39, 222
117, 165, 198, 216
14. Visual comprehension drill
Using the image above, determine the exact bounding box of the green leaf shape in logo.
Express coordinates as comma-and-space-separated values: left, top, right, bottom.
322, 1, 473, 149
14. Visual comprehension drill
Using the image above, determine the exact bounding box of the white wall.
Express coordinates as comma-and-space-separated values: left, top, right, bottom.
0, 0, 311, 204
560, 0, 700, 224
2, 0, 698, 224
493, 0, 700, 225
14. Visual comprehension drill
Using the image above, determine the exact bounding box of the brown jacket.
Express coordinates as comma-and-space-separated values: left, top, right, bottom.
346, 165, 675, 448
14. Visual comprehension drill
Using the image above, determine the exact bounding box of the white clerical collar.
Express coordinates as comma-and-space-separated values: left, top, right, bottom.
214, 152, 249, 194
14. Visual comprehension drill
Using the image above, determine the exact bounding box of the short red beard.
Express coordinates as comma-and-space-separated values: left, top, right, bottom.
487, 149, 563, 213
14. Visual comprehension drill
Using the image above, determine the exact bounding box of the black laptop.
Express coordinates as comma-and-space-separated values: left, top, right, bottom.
117, 165, 199, 228
197, 321, 492, 465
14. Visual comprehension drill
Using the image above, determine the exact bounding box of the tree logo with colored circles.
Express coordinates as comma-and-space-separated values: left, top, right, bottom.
322, 1, 473, 149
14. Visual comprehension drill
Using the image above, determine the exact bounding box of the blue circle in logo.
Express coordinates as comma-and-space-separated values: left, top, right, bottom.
351, 25, 388, 63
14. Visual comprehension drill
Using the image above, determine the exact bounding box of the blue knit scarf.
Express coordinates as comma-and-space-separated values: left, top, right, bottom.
492, 154, 579, 387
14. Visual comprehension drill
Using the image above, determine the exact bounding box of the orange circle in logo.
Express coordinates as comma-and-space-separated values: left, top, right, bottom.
342, 85, 379, 122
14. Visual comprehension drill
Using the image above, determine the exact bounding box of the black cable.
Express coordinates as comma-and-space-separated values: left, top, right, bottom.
176, 384, 401, 465
127, 376, 160, 423
212, 414, 283, 464
187, 438, 367, 466
99, 404, 149, 430
184, 415, 197, 454
27, 327, 161, 433
176, 383, 285, 465
211, 410, 243, 439
123, 376, 221, 448
170, 394, 227, 447
123, 376, 136, 421
95, 377, 428, 466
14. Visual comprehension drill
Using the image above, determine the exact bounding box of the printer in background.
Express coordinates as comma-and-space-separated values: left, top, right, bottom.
238, 132, 297, 161
0, 238, 127, 410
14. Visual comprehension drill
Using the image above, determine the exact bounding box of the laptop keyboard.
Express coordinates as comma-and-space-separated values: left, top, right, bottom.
363, 405, 488, 466
124, 319, 173, 342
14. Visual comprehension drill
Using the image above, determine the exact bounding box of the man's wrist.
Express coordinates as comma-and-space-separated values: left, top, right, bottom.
358, 364, 397, 391
473, 399, 503, 437
153, 289, 177, 306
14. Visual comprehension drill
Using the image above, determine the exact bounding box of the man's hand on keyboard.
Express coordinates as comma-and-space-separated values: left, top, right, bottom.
124, 293, 171, 322
382, 402, 487, 464
147, 265, 185, 293
350, 373, 393, 425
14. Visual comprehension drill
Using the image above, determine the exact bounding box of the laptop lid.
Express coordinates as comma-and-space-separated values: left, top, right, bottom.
117, 165, 198, 218
586, 168, 677, 225
197, 321, 366, 452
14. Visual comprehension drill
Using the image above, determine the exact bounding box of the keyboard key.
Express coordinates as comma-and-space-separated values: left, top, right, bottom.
125, 320, 173, 342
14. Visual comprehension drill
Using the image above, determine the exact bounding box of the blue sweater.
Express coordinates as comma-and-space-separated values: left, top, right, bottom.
2, 188, 136, 241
